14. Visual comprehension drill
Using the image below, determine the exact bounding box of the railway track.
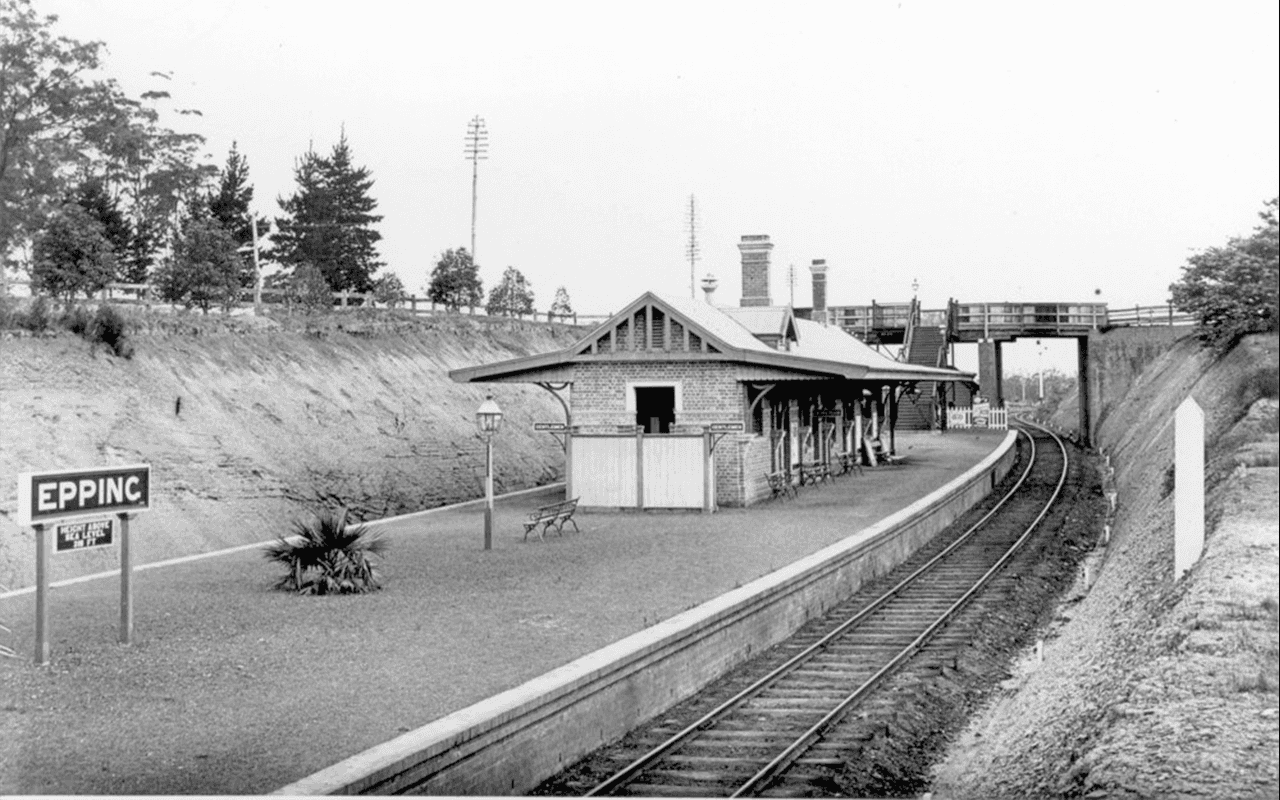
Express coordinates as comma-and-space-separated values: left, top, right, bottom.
536, 422, 1069, 797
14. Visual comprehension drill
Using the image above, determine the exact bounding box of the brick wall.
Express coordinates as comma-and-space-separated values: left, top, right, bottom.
571, 361, 782, 507
572, 361, 742, 431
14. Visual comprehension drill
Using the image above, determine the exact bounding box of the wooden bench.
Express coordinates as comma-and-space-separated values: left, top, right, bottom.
837, 451, 864, 476
869, 440, 904, 467
523, 498, 580, 541
800, 461, 831, 486
765, 471, 797, 500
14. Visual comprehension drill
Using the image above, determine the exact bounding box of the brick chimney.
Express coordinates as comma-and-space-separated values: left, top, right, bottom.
810, 259, 828, 324
738, 235, 773, 307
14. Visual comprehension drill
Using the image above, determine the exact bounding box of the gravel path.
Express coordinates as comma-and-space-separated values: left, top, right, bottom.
0, 431, 1005, 795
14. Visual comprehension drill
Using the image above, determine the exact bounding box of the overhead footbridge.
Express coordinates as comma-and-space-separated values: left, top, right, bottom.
824, 299, 1192, 445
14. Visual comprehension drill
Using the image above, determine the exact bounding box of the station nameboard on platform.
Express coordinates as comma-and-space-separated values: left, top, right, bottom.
534, 422, 568, 432
55, 518, 114, 552
17, 464, 151, 525
708, 422, 745, 432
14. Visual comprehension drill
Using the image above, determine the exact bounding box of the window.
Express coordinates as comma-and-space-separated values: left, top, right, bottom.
634, 386, 675, 434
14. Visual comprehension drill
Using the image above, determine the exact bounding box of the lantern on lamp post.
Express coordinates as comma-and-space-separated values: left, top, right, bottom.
475, 394, 504, 550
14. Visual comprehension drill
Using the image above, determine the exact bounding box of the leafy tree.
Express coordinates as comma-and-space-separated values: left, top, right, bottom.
30, 203, 117, 299
485, 266, 535, 316
427, 247, 483, 311
0, 1, 215, 274
0, 0, 137, 263
290, 262, 332, 312
207, 142, 269, 286
152, 214, 243, 313
372, 272, 406, 307
272, 132, 384, 292
550, 285, 574, 318
1170, 197, 1279, 349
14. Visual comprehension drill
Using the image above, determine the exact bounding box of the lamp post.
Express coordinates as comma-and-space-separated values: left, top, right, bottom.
475, 394, 504, 550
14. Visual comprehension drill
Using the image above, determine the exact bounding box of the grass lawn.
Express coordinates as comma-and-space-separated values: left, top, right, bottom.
0, 431, 1006, 795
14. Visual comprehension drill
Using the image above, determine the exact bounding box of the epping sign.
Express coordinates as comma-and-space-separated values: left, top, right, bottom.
17, 465, 150, 525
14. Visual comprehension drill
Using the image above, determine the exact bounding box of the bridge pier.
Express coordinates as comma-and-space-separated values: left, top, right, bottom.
1077, 336, 1091, 447
978, 340, 1004, 406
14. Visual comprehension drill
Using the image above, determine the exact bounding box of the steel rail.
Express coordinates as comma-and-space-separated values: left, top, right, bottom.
586, 428, 1044, 797
732, 421, 1068, 797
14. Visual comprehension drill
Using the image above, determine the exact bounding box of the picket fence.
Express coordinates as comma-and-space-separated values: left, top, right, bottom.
947, 406, 1009, 430
4, 279, 611, 328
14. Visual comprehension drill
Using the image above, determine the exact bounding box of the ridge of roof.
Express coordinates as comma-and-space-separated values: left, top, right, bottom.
450, 291, 974, 384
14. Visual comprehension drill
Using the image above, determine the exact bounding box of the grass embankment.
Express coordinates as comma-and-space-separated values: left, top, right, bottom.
933, 332, 1279, 798
0, 305, 579, 590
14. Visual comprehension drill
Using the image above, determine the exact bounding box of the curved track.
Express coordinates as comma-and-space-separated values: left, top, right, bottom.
538, 423, 1069, 797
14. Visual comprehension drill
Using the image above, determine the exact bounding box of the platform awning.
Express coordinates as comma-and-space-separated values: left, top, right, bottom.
449, 292, 974, 386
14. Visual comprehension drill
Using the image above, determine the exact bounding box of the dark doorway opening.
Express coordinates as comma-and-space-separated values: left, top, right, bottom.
635, 387, 675, 434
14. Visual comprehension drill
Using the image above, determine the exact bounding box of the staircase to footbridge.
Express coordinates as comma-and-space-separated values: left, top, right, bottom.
826, 299, 1193, 445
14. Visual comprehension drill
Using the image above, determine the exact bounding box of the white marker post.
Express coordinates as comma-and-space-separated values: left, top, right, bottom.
17, 465, 151, 664
1175, 398, 1205, 579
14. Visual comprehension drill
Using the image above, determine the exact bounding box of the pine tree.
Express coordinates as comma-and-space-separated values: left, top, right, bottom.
272, 148, 328, 280
207, 142, 269, 286
485, 266, 535, 316
323, 133, 383, 292
120, 221, 158, 286
272, 132, 383, 293
152, 209, 243, 313
550, 286, 574, 318
74, 178, 132, 263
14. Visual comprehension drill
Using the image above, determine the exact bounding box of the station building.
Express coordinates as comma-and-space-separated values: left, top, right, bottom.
450, 236, 973, 511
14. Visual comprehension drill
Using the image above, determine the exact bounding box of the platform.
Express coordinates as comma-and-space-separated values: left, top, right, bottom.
0, 431, 1008, 795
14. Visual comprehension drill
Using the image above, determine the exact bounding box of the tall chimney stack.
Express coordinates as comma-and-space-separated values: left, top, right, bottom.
700, 273, 719, 305
810, 259, 828, 324
738, 235, 773, 307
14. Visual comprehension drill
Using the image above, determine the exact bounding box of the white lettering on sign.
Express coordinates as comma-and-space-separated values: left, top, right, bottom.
17, 465, 151, 525
38, 483, 57, 512
56, 518, 114, 552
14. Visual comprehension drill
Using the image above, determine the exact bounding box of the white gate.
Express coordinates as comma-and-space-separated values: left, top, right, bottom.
947, 406, 1009, 430
642, 436, 706, 508
570, 434, 707, 509
571, 436, 637, 507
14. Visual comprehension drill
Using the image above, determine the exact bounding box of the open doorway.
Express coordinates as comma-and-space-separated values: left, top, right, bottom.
635, 386, 675, 434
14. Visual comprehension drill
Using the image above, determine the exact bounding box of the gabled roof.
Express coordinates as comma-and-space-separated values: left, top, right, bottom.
448, 291, 973, 385
646, 293, 775, 354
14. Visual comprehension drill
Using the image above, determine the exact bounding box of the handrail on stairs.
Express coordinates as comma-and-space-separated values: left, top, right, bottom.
899, 297, 919, 362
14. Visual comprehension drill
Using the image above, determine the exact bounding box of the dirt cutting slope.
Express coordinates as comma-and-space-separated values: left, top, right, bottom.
933, 331, 1279, 798
0, 309, 579, 591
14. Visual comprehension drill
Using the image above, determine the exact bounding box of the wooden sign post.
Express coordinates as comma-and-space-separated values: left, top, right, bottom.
17, 465, 151, 665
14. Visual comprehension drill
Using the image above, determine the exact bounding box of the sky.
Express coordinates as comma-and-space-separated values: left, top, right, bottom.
36, 0, 1280, 375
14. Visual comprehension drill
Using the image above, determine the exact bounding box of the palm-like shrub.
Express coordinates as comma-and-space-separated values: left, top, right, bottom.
264, 510, 387, 594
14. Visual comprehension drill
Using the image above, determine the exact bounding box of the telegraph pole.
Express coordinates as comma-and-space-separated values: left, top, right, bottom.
686, 195, 700, 299
465, 116, 488, 263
